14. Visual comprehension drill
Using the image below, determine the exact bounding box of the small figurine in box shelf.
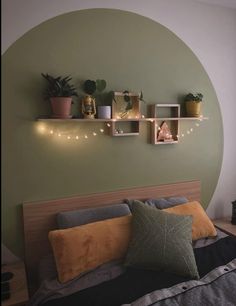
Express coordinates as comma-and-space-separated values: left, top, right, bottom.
115, 128, 124, 134
157, 121, 174, 142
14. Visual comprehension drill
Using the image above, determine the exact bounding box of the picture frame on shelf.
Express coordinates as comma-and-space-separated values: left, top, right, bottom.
112, 91, 140, 119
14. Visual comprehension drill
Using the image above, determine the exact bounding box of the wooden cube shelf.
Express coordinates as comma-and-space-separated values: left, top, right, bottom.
150, 104, 180, 145
110, 120, 139, 136
111, 92, 140, 136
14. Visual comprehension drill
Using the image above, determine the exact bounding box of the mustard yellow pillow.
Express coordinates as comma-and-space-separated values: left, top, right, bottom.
49, 215, 132, 283
164, 201, 217, 240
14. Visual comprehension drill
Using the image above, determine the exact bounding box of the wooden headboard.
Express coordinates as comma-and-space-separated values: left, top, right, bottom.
23, 180, 200, 293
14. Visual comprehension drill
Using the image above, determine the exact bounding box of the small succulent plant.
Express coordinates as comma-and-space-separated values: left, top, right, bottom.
41, 73, 78, 99
184, 93, 203, 103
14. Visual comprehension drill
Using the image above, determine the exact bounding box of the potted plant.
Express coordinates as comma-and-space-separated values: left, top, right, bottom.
41, 73, 78, 119
184, 92, 203, 117
81, 79, 107, 119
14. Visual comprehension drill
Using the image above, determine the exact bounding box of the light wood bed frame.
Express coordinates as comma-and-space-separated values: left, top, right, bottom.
23, 180, 200, 294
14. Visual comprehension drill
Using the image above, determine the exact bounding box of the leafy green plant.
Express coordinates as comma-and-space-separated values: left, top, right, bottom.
82, 79, 107, 106
41, 73, 78, 99
184, 93, 203, 103
83, 79, 107, 96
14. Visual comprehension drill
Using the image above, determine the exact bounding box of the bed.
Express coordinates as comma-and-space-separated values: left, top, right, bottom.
23, 180, 236, 306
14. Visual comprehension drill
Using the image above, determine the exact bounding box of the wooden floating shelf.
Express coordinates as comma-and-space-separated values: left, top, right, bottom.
36, 102, 208, 142
37, 117, 208, 122
113, 132, 140, 137
37, 118, 111, 122
153, 117, 208, 121
156, 141, 179, 145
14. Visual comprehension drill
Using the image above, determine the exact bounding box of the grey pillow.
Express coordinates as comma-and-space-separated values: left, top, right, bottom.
125, 200, 199, 279
145, 196, 188, 209
57, 203, 131, 229
126, 197, 188, 210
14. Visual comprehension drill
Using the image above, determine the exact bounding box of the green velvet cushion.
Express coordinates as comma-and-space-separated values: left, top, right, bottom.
125, 200, 199, 279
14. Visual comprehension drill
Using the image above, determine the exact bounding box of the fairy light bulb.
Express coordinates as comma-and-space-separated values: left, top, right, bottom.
106, 123, 111, 127
67, 136, 71, 140
100, 129, 104, 133
141, 115, 145, 118
182, 133, 185, 137
84, 135, 88, 139
195, 123, 200, 127
37, 123, 46, 134
187, 130, 190, 134
58, 133, 61, 137
93, 132, 97, 136
75, 136, 79, 140
190, 128, 193, 132
50, 130, 54, 134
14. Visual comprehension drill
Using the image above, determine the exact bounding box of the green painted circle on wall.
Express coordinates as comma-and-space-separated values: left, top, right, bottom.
2, 9, 223, 256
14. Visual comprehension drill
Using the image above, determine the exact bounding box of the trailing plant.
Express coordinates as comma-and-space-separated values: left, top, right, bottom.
41, 73, 78, 99
184, 93, 203, 103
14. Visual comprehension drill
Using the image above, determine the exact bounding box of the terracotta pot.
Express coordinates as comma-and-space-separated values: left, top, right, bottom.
185, 101, 201, 117
50, 97, 72, 119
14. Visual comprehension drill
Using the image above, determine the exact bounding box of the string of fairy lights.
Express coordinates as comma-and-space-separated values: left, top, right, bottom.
36, 115, 205, 142
37, 124, 106, 140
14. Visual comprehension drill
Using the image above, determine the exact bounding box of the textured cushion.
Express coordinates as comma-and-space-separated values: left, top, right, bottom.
49, 215, 132, 283
57, 203, 131, 229
164, 201, 217, 241
145, 196, 188, 209
125, 200, 199, 279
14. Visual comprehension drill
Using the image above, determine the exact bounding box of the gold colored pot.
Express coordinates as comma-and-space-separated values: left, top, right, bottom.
185, 101, 202, 117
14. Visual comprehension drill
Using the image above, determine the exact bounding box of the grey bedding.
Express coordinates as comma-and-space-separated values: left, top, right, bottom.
28, 260, 125, 306
27, 229, 229, 306
124, 259, 236, 306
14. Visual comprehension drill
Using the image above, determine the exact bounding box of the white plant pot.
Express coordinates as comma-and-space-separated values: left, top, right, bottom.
97, 106, 111, 119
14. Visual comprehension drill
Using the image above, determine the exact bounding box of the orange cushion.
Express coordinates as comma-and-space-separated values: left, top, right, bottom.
49, 215, 132, 283
164, 201, 217, 240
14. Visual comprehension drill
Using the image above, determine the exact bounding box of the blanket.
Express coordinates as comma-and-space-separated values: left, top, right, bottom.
28, 234, 236, 306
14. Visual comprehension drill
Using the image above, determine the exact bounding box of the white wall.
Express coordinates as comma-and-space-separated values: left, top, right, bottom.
2, 0, 236, 218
